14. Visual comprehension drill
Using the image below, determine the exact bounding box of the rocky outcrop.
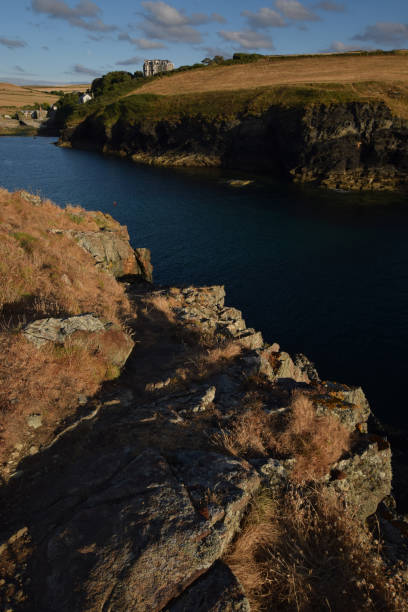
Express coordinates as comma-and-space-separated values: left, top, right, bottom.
49, 227, 153, 281
24, 314, 107, 347
23, 314, 134, 367
0, 281, 394, 610
60, 101, 408, 191
73, 230, 153, 280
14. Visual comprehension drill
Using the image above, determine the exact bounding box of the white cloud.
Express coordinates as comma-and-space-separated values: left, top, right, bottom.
321, 40, 364, 52
218, 29, 274, 50
241, 8, 286, 29
200, 46, 233, 59
0, 37, 27, 49
118, 33, 166, 49
275, 0, 319, 21
138, 2, 224, 43
31, 0, 116, 32
353, 22, 408, 45
70, 63, 102, 76
315, 1, 345, 11
115, 56, 142, 66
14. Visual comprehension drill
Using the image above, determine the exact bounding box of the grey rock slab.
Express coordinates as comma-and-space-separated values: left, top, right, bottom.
38, 449, 259, 612
235, 331, 264, 351
24, 314, 107, 347
42, 449, 218, 612
166, 561, 250, 612
73, 230, 139, 278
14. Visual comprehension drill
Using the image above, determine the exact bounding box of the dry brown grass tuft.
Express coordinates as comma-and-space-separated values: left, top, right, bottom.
214, 393, 351, 483
141, 293, 178, 324
277, 394, 352, 483
226, 487, 408, 611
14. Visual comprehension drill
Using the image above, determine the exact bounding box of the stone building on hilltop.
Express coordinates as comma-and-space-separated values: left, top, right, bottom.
143, 59, 174, 77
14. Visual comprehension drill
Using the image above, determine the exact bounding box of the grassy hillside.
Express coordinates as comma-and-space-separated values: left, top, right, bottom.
133, 53, 408, 97
0, 188, 132, 465
0, 82, 89, 114
67, 81, 408, 133
59, 53, 408, 132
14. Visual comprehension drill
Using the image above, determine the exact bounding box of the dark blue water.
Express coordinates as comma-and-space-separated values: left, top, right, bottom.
1, 136, 408, 425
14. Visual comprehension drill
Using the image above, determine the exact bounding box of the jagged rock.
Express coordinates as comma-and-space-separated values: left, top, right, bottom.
294, 353, 319, 381
235, 330, 264, 351
166, 561, 250, 612
134, 247, 153, 282
24, 314, 107, 347
327, 438, 392, 519
73, 230, 152, 279
275, 351, 310, 384
314, 382, 371, 432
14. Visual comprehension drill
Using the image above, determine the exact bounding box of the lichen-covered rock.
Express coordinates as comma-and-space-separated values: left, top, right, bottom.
24, 314, 106, 347
313, 381, 371, 432
23, 314, 134, 367
328, 438, 392, 519
166, 561, 250, 612
73, 230, 151, 279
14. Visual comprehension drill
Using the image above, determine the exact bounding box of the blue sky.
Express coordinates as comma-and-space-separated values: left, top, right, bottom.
1, 0, 408, 84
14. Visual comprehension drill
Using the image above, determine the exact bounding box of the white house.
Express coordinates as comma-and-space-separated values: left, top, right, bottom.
79, 92, 93, 104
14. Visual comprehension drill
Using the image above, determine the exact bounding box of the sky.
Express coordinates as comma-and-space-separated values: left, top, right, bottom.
1, 0, 408, 85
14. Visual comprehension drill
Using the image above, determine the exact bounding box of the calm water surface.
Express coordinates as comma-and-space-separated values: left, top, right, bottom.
1, 136, 408, 425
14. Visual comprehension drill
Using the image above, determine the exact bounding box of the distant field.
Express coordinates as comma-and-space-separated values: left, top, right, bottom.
133, 55, 408, 97
0, 82, 89, 111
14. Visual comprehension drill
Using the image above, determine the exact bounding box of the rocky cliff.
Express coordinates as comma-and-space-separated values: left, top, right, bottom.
0, 190, 407, 611
60, 99, 408, 191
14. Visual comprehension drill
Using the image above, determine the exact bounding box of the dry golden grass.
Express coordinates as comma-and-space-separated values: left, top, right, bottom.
0, 81, 88, 111
214, 394, 351, 483
133, 55, 408, 97
0, 188, 130, 323
226, 487, 407, 611
0, 188, 133, 467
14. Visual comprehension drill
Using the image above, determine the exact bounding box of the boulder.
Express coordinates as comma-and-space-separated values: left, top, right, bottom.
328, 438, 392, 520
314, 382, 371, 432
73, 230, 151, 279
23, 314, 106, 347
23, 314, 134, 368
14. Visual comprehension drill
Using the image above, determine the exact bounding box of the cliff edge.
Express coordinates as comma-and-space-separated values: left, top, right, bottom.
0, 189, 407, 611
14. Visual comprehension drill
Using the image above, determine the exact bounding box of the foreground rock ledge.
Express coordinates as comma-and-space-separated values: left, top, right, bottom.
0, 282, 394, 611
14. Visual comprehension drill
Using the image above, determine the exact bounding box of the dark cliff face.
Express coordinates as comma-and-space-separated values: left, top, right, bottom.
61, 101, 408, 190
